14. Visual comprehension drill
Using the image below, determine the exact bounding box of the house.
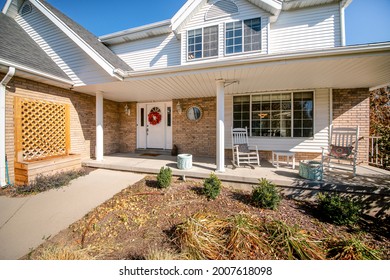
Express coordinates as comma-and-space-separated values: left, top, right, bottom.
1, 0, 389, 186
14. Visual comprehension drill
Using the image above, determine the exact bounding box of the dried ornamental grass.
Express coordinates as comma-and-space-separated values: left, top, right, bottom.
226, 214, 272, 259
326, 236, 381, 260
145, 248, 182, 260
32, 244, 93, 260
174, 212, 229, 260
264, 220, 325, 260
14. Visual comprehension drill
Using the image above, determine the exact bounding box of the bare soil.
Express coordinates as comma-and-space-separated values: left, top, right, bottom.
25, 176, 389, 260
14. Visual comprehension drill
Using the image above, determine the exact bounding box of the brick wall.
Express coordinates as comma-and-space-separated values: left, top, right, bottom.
332, 88, 370, 164
119, 102, 137, 153
2, 75, 121, 183
173, 97, 216, 157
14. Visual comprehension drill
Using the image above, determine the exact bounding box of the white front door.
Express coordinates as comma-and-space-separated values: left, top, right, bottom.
146, 103, 165, 149
137, 102, 172, 150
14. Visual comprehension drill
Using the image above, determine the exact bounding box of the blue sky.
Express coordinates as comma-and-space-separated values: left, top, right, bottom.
1, 0, 389, 45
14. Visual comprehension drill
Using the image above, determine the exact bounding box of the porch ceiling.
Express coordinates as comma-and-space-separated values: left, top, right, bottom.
75, 44, 390, 102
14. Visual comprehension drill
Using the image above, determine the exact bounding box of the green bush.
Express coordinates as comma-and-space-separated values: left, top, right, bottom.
251, 178, 281, 210
157, 167, 172, 189
317, 193, 362, 225
203, 173, 222, 200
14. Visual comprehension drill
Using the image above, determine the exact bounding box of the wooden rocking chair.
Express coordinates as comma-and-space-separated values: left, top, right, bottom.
231, 127, 260, 167
321, 125, 359, 176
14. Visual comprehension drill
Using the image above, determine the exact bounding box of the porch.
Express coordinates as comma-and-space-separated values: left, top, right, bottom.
83, 152, 390, 194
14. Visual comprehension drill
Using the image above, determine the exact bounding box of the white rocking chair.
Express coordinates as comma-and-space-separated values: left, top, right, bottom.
321, 125, 359, 177
232, 127, 260, 167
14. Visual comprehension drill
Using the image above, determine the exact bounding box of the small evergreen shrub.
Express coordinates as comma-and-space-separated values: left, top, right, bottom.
157, 167, 172, 189
317, 193, 362, 225
251, 178, 281, 210
203, 173, 222, 200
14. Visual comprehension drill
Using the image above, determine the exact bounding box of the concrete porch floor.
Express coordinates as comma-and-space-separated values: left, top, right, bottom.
82, 152, 390, 191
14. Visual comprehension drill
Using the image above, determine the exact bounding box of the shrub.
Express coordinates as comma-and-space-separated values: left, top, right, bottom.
317, 193, 362, 225
157, 167, 172, 189
203, 173, 222, 200
251, 178, 281, 210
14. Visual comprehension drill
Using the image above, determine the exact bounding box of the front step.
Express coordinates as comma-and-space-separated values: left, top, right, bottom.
135, 149, 172, 156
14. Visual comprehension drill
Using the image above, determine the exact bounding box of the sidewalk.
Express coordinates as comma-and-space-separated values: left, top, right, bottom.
0, 169, 144, 260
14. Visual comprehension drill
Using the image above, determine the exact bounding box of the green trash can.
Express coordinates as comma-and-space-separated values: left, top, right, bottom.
299, 160, 323, 181
177, 154, 192, 170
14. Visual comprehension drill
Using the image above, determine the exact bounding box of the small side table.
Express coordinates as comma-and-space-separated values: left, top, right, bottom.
272, 151, 296, 169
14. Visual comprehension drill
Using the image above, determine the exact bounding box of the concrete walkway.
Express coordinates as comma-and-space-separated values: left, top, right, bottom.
0, 169, 144, 260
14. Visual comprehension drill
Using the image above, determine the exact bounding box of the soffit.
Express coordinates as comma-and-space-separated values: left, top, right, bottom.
75, 48, 390, 102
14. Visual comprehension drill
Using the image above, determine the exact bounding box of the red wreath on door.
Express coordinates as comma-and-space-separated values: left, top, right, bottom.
148, 108, 162, 125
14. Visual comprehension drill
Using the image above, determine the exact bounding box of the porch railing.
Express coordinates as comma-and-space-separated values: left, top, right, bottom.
368, 136, 388, 167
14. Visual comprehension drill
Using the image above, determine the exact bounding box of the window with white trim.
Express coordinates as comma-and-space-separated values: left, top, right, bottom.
188, 25, 218, 60
233, 92, 314, 138
226, 18, 261, 55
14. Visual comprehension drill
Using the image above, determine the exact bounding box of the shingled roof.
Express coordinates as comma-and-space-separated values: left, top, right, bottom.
0, 13, 70, 81
40, 1, 132, 72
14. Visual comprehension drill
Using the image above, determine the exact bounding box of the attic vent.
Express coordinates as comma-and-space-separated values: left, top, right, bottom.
19, 2, 32, 16
206, 0, 238, 21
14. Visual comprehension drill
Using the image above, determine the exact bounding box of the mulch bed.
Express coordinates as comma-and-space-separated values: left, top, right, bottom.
25, 176, 390, 260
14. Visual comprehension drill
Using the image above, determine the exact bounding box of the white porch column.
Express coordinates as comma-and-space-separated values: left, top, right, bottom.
1, 67, 15, 187
216, 80, 225, 173
95, 91, 104, 161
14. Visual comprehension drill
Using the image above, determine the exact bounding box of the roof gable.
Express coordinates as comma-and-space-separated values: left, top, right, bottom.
171, 0, 353, 35
171, 0, 282, 35
2, 0, 132, 78
39, 1, 132, 73
0, 12, 71, 82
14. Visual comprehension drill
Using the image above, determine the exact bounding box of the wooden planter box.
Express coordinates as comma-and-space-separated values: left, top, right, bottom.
14, 154, 82, 186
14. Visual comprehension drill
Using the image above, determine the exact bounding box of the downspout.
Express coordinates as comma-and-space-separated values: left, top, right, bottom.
340, 2, 346, 47
0, 67, 15, 187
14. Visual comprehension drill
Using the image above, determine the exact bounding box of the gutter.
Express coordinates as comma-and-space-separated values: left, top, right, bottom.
123, 42, 390, 80
0, 67, 15, 187
99, 19, 172, 42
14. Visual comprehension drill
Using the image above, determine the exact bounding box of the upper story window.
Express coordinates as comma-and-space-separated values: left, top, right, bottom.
188, 26, 219, 60
226, 18, 261, 55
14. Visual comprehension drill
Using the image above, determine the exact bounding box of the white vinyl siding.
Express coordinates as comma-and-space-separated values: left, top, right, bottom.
109, 33, 181, 71
225, 89, 330, 153
269, 4, 341, 53
15, 4, 115, 86
181, 0, 270, 64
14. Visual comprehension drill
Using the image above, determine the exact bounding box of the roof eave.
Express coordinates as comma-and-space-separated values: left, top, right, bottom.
1, 0, 12, 14
0, 58, 74, 86
99, 19, 172, 44
123, 42, 390, 80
